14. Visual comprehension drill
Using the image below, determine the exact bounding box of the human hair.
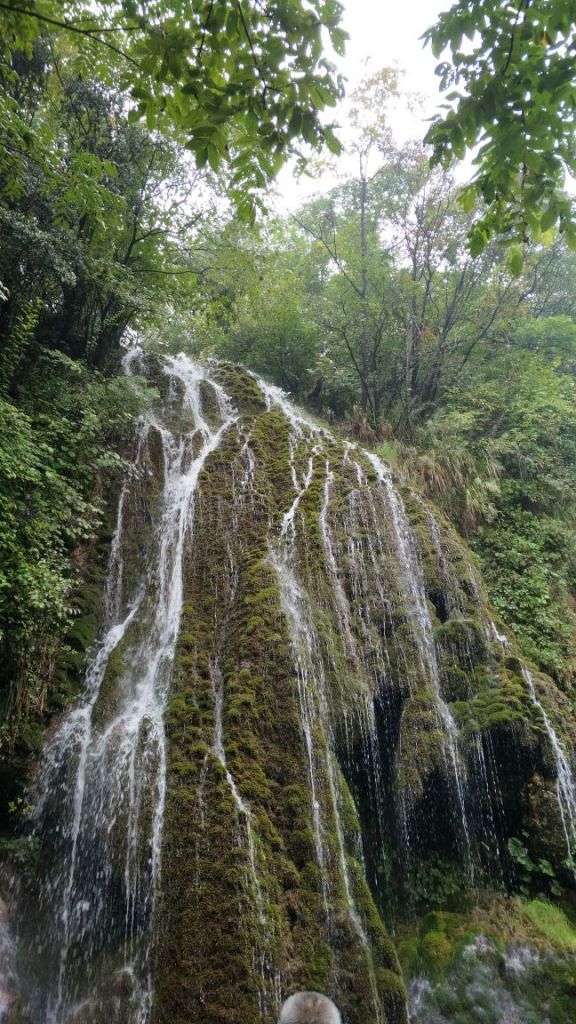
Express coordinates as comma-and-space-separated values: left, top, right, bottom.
279, 991, 341, 1024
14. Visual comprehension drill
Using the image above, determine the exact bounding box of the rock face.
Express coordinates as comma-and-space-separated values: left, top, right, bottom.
4, 354, 576, 1024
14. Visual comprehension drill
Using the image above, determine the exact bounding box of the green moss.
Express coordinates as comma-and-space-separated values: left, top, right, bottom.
419, 929, 455, 975
435, 616, 486, 666
377, 969, 408, 1024
522, 899, 576, 950
213, 362, 268, 414
453, 669, 535, 736
397, 691, 451, 803
440, 663, 471, 702
150, 397, 409, 1024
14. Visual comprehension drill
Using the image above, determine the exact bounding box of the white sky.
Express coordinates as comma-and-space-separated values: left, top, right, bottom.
337, 0, 445, 108
274, 0, 449, 209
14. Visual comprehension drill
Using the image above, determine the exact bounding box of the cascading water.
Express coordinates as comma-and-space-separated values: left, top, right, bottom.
4, 356, 575, 1024
0, 906, 17, 1021
522, 666, 576, 871
10, 354, 235, 1023
258, 383, 476, 895
255, 383, 385, 1018
365, 453, 473, 871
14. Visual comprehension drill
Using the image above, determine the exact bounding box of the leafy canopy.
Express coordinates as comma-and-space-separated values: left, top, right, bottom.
0, 0, 346, 218
424, 1, 576, 256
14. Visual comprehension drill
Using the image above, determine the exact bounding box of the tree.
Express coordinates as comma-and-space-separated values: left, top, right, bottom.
293, 72, 524, 428
216, 264, 320, 396
409, 324, 576, 680
0, 0, 347, 217
424, 1, 576, 257
0, 36, 214, 733
0, 68, 209, 372
292, 70, 406, 423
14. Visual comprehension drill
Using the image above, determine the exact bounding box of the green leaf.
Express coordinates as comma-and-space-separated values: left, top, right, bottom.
540, 205, 558, 231
459, 186, 476, 214
323, 125, 342, 156
469, 230, 487, 257
507, 246, 524, 277
207, 144, 221, 173
537, 858, 555, 877
331, 27, 348, 56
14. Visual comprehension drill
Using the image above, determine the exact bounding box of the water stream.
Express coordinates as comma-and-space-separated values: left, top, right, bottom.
365, 453, 473, 871
259, 385, 384, 1019
522, 666, 576, 871
3, 360, 573, 1023
11, 355, 235, 1023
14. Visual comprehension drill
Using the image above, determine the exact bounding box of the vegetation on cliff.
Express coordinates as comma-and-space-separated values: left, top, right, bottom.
178, 72, 576, 692
2, 3, 576, 1023
2, 3, 576, 757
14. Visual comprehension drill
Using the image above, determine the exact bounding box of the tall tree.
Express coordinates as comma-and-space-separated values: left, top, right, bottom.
293, 73, 523, 427
0, 64, 207, 372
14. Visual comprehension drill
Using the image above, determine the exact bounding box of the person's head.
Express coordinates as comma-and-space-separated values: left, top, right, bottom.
279, 991, 341, 1024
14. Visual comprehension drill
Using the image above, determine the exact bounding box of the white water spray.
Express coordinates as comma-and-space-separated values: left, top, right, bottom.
14, 355, 235, 1023
522, 666, 576, 871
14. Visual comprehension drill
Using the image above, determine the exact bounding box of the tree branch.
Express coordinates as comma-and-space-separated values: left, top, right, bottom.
0, 2, 139, 66
501, 0, 529, 76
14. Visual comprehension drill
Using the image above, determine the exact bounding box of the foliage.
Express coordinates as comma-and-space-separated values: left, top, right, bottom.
0, 64, 211, 371
522, 897, 576, 948
0, 0, 347, 216
478, 512, 576, 679
424, 1, 576, 258
200, 79, 567, 429
0, 835, 40, 872
216, 270, 320, 397
507, 836, 563, 897
0, 347, 148, 739
401, 410, 502, 531
381, 330, 576, 682
404, 853, 472, 907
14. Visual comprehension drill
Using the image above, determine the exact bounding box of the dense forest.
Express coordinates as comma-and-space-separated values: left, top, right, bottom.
2, 2, 576, 1024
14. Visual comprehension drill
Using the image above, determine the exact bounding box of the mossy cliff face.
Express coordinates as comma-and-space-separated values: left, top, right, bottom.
145, 358, 575, 1022
152, 379, 404, 1024
5, 354, 576, 1024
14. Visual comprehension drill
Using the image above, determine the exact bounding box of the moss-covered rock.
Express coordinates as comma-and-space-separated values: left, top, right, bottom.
403, 896, 576, 1024
9, 356, 576, 1024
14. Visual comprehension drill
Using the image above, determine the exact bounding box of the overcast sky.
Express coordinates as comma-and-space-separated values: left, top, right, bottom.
340, 0, 444, 100
274, 0, 448, 208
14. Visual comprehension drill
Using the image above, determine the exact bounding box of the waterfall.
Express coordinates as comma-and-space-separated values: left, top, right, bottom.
271, 536, 385, 1021
365, 453, 473, 871
11, 354, 236, 1023
4, 356, 574, 1024
260, 381, 474, 884
258, 384, 385, 1019
0, 905, 17, 1022
522, 666, 576, 871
